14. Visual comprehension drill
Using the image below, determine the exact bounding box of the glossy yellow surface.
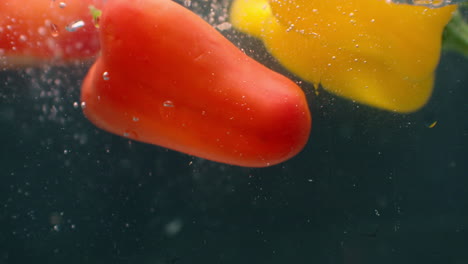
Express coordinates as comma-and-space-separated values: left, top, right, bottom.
230, 0, 457, 112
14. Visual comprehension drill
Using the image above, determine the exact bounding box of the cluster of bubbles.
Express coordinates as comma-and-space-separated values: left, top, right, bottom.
178, 0, 232, 31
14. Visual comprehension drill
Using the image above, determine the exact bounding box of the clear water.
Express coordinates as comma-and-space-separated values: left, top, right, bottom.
1, 1, 467, 264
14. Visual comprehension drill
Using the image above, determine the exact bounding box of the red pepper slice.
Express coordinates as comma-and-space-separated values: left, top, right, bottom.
81, 0, 311, 167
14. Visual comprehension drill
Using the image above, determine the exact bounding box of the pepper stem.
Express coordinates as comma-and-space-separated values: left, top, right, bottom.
89, 5, 102, 28
442, 6, 468, 56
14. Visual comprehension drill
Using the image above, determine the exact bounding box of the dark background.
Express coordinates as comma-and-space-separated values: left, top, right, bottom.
1, 4, 468, 263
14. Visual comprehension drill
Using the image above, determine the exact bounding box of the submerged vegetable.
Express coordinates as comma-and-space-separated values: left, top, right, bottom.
0, 0, 101, 68
230, 0, 457, 113
81, 0, 311, 167
443, 7, 468, 57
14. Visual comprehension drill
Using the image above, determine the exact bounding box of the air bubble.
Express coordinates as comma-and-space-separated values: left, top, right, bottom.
102, 71, 110, 81
65, 20, 85, 32
50, 23, 59, 37
123, 130, 138, 138
163, 100, 174, 107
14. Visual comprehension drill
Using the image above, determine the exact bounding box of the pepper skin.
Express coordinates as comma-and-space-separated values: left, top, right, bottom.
81, 0, 311, 167
0, 0, 102, 68
230, 0, 457, 113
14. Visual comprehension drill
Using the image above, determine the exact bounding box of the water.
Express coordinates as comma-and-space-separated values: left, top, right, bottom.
388, 0, 464, 7
0, 1, 467, 264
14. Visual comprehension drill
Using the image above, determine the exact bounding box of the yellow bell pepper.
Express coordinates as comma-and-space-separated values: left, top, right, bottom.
230, 0, 457, 113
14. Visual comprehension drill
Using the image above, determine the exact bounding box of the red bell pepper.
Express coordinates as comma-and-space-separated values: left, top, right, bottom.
81, 0, 311, 167
0, 0, 102, 67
